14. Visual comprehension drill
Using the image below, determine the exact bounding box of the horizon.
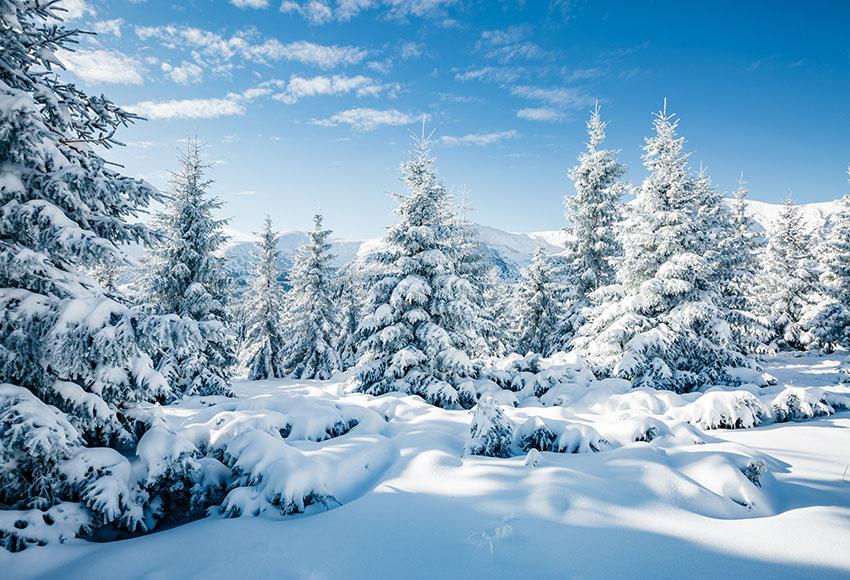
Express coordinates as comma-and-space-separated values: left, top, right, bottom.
59, 0, 850, 239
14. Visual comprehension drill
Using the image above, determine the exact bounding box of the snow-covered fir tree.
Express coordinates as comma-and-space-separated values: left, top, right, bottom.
513, 248, 563, 356
809, 171, 850, 350
335, 264, 365, 370
143, 139, 236, 397
0, 0, 170, 515
479, 267, 512, 357
465, 396, 513, 458
356, 130, 479, 408
756, 193, 821, 350
281, 213, 341, 379
560, 104, 626, 346
716, 173, 768, 352
574, 103, 750, 392
239, 216, 287, 379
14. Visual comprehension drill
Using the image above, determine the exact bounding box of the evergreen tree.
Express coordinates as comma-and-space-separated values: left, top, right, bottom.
756, 193, 821, 350
479, 267, 512, 357
240, 216, 287, 379
0, 1, 168, 510
809, 170, 850, 350
560, 104, 626, 346
513, 248, 563, 356
281, 213, 341, 379
716, 173, 768, 352
335, 264, 365, 370
144, 139, 235, 397
356, 130, 478, 407
575, 103, 749, 392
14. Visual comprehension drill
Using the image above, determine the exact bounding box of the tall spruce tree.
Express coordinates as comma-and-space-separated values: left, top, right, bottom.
574, 103, 749, 392
335, 264, 365, 370
240, 216, 287, 379
756, 193, 820, 351
809, 171, 850, 350
560, 104, 626, 346
479, 267, 512, 357
144, 139, 235, 397
356, 130, 478, 408
513, 248, 563, 356
717, 174, 768, 352
281, 213, 341, 379
0, 0, 169, 513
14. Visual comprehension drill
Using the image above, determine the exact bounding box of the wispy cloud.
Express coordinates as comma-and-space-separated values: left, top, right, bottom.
511, 85, 594, 108
231, 0, 269, 7
310, 108, 421, 131
56, 0, 96, 21
516, 107, 565, 122
454, 66, 521, 84
280, 0, 457, 24
135, 25, 368, 70
270, 74, 399, 104
92, 18, 123, 37
476, 25, 546, 64
161, 61, 203, 85
57, 49, 144, 85
127, 98, 245, 120
440, 130, 517, 146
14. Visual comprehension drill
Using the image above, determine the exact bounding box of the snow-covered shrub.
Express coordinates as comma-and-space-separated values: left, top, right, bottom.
772, 388, 836, 422
516, 417, 558, 452
478, 352, 596, 404
676, 391, 768, 430
0, 385, 82, 509
465, 397, 513, 458
221, 430, 333, 517
556, 424, 608, 454
742, 459, 767, 488
60, 448, 145, 532
135, 427, 213, 526
0, 502, 91, 553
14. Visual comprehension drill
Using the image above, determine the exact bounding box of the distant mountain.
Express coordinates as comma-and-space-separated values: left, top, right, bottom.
120, 198, 841, 289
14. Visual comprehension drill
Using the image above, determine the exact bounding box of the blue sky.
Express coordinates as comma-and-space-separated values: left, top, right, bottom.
58, 0, 850, 239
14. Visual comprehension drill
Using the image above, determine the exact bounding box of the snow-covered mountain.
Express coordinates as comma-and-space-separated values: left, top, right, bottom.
122, 198, 840, 288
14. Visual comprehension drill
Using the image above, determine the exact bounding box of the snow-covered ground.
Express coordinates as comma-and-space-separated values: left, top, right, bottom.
4, 352, 850, 580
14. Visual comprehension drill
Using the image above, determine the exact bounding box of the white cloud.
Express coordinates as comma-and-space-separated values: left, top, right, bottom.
57, 49, 144, 85
454, 66, 520, 84
310, 108, 420, 131
231, 0, 269, 7
127, 98, 245, 120
399, 41, 423, 59
161, 61, 203, 85
516, 107, 564, 122
280, 0, 454, 24
92, 18, 123, 37
511, 85, 594, 108
270, 74, 398, 104
440, 130, 517, 146
135, 25, 367, 69
476, 25, 544, 64
56, 0, 96, 21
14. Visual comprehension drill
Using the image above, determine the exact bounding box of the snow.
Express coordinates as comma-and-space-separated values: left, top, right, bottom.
3, 351, 849, 578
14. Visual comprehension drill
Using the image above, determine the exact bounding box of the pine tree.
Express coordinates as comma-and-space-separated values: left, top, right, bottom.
756, 193, 821, 350
809, 170, 850, 350
356, 130, 478, 408
479, 267, 512, 357
560, 104, 626, 346
335, 264, 365, 370
144, 139, 235, 397
240, 216, 287, 379
281, 213, 341, 379
0, 1, 169, 511
450, 194, 490, 357
513, 248, 563, 356
716, 174, 768, 352
574, 103, 749, 392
